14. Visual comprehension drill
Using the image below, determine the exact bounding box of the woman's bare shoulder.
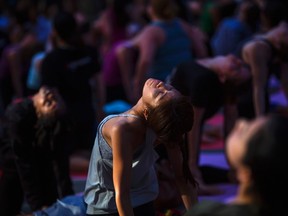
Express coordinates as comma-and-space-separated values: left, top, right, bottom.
132, 24, 164, 46
103, 115, 145, 139
243, 39, 272, 63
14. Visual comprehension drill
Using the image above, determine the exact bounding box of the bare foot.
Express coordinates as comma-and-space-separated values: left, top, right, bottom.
189, 168, 222, 195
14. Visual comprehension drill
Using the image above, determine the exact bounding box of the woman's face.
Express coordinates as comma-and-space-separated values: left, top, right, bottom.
226, 117, 267, 168
142, 78, 181, 107
33, 87, 65, 118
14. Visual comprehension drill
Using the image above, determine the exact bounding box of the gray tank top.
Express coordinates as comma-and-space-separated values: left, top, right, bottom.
84, 114, 159, 214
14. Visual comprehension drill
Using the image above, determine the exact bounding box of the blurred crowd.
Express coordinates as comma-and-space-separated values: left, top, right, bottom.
0, 0, 288, 215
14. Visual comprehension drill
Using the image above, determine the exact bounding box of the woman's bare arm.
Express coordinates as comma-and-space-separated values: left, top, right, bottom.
109, 120, 143, 216
243, 42, 271, 116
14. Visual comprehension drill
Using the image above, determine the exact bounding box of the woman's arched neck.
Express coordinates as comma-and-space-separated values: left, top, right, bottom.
125, 101, 147, 123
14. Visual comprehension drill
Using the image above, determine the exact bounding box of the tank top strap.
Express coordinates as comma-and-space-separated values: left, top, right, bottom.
98, 113, 143, 141
99, 114, 141, 126
256, 38, 277, 57
99, 114, 155, 148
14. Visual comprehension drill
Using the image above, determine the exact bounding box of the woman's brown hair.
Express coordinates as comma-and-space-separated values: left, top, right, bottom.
147, 95, 197, 186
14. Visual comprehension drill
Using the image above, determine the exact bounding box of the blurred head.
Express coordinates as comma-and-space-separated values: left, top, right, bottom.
52, 11, 77, 44
33, 86, 65, 119
227, 115, 288, 213
8, 24, 25, 43
238, 0, 260, 32
111, 0, 131, 27
226, 117, 267, 168
142, 78, 194, 145
148, 0, 178, 20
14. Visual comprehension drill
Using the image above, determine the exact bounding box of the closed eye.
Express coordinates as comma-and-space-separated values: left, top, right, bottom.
158, 91, 167, 100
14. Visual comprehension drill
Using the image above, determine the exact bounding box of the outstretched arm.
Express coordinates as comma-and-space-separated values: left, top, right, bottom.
116, 43, 137, 104
110, 122, 140, 216
116, 26, 159, 103
243, 42, 271, 116
132, 27, 159, 101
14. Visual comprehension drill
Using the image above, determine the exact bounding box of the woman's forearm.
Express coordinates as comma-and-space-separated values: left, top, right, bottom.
115, 193, 134, 216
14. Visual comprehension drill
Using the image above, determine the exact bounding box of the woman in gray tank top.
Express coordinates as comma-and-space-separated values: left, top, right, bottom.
84, 78, 197, 216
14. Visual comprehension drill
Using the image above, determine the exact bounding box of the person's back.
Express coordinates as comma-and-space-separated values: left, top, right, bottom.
149, 18, 193, 81
42, 46, 99, 115
40, 12, 102, 153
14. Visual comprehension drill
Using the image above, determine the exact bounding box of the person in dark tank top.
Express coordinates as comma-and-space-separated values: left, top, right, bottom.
241, 1, 288, 117
116, 0, 209, 104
